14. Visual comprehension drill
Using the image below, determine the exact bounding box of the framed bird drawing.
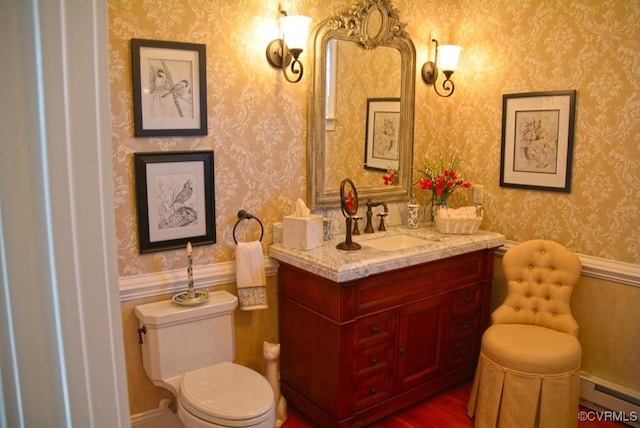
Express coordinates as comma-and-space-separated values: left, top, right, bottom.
134, 151, 215, 253
131, 39, 208, 137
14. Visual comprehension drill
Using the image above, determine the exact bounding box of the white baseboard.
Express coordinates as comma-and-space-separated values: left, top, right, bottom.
131, 408, 182, 428
580, 372, 640, 427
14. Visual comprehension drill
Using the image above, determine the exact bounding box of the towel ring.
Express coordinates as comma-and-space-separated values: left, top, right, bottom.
233, 210, 264, 244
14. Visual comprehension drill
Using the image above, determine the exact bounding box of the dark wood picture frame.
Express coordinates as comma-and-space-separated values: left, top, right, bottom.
134, 151, 215, 253
500, 90, 576, 192
364, 98, 401, 172
131, 38, 208, 137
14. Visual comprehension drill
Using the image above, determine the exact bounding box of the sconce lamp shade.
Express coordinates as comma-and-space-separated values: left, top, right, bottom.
266, 12, 311, 83
437, 45, 462, 72
421, 39, 461, 97
280, 15, 312, 51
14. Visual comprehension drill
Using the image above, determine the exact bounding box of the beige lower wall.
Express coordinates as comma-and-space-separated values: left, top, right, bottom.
491, 258, 640, 392
123, 259, 639, 416
122, 277, 280, 415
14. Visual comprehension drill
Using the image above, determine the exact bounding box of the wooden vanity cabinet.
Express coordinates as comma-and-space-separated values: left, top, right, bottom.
277, 249, 497, 428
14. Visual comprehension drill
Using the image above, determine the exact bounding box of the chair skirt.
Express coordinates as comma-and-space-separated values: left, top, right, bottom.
467, 324, 581, 428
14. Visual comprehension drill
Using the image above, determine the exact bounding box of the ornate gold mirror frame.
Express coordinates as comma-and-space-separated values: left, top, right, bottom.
307, 0, 416, 209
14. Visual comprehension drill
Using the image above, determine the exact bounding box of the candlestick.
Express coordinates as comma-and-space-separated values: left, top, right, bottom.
187, 242, 194, 298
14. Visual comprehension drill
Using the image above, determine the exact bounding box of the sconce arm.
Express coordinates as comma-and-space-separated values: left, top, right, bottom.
283, 48, 304, 83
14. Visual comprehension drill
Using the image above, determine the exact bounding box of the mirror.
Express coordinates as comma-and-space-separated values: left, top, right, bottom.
337, 178, 361, 251
307, 0, 416, 209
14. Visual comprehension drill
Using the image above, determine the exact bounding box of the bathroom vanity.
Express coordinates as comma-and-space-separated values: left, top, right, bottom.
269, 226, 504, 427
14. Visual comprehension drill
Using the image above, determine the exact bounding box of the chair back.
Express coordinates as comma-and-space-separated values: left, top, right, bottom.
492, 239, 582, 336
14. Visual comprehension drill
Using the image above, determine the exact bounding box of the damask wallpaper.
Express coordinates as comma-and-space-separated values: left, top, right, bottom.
109, 0, 639, 417
109, 0, 638, 279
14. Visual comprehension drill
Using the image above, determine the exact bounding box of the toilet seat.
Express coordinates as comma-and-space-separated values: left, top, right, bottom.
179, 362, 275, 427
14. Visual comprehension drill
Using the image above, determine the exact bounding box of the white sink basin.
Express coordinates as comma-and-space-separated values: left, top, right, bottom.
360, 234, 432, 251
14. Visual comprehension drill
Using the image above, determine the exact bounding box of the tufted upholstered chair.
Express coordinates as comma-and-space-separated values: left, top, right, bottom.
467, 239, 582, 428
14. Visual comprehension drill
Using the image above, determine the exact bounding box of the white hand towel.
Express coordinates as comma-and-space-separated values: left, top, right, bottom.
439, 206, 479, 219
235, 241, 268, 311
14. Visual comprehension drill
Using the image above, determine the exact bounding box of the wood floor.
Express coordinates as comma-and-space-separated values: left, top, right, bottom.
282, 380, 630, 428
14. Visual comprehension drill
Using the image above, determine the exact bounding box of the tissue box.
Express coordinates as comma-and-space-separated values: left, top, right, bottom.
282, 215, 323, 250
272, 223, 283, 244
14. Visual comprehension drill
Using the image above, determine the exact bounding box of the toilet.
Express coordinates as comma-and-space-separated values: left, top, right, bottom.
135, 290, 276, 428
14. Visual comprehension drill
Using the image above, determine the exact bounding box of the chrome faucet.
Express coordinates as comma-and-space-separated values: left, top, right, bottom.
364, 199, 388, 233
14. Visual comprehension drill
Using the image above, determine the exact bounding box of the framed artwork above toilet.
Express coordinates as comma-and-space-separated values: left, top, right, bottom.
134, 151, 216, 253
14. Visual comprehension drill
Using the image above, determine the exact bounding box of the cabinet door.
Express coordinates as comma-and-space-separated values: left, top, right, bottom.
396, 294, 448, 391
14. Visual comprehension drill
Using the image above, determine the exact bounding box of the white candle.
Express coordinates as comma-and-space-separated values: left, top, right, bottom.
187, 242, 194, 297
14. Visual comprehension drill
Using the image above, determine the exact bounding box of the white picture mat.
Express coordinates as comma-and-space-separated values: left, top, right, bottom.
365, 99, 400, 171
138, 46, 202, 130
502, 94, 572, 189
147, 161, 207, 242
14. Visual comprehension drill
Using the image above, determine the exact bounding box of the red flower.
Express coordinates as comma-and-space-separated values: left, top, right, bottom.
381, 154, 472, 206
344, 190, 356, 211
382, 172, 396, 185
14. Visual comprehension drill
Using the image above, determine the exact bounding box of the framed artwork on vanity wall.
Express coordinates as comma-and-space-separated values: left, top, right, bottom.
500, 90, 576, 192
134, 151, 216, 253
131, 38, 208, 137
364, 98, 401, 172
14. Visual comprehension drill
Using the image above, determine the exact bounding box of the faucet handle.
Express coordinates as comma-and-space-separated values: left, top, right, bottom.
352, 216, 362, 235
377, 213, 388, 231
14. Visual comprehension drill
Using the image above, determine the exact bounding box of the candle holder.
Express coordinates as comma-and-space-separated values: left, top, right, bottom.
172, 242, 210, 306
172, 289, 210, 306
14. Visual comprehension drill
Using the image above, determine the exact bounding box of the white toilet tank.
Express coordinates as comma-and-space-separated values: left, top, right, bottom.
135, 290, 238, 383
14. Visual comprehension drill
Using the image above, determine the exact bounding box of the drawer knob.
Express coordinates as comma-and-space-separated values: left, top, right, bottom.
462, 323, 469, 330
370, 357, 377, 365
399, 348, 405, 354
371, 327, 379, 333
464, 297, 471, 304
460, 349, 467, 356
369, 388, 376, 394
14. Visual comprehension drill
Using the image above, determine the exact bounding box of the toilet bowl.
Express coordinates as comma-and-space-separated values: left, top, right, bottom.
162, 362, 276, 428
135, 291, 276, 428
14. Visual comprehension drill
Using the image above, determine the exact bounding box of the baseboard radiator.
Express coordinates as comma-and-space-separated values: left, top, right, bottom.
580, 373, 640, 427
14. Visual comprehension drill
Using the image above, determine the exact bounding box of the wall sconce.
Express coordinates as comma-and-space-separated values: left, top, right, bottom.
266, 12, 312, 83
421, 39, 462, 97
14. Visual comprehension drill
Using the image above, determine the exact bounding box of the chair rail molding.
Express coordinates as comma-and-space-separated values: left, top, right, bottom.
119, 244, 638, 302
497, 241, 640, 288
119, 257, 280, 301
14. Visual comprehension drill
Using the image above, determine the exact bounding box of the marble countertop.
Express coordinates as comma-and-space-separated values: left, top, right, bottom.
268, 224, 506, 283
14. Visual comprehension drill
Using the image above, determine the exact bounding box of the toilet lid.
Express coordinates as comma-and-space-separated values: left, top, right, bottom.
180, 362, 275, 425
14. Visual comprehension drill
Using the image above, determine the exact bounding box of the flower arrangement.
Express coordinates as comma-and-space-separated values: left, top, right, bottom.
382, 153, 471, 206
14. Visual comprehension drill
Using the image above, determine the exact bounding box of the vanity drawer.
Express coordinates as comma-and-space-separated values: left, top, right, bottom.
353, 342, 395, 379
448, 336, 479, 368
354, 311, 397, 349
354, 371, 393, 411
451, 313, 480, 339
357, 251, 487, 316
451, 284, 482, 315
